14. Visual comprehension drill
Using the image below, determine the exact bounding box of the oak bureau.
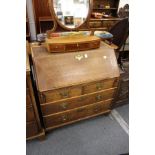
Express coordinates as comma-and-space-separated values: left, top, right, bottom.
31, 42, 120, 132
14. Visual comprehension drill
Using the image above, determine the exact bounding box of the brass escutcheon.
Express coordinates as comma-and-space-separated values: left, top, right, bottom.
96, 95, 103, 101
96, 83, 103, 90
60, 90, 69, 98
62, 115, 67, 121
61, 102, 68, 109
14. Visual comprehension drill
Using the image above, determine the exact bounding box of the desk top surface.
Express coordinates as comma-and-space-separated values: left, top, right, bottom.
31, 42, 119, 92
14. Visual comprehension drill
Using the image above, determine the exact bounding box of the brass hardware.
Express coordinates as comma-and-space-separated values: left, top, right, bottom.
96, 95, 103, 101
61, 102, 68, 109
62, 115, 67, 121
96, 83, 103, 90
60, 90, 69, 98
75, 54, 84, 61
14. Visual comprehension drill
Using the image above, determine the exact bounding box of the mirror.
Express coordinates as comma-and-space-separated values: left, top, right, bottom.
52, 0, 90, 29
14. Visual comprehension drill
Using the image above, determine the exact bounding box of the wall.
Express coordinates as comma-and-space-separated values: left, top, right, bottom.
118, 0, 129, 8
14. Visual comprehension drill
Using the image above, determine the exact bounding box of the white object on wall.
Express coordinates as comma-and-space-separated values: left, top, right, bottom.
26, 0, 37, 41
118, 0, 129, 9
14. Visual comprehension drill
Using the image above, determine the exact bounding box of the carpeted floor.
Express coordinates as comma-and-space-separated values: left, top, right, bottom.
27, 103, 129, 155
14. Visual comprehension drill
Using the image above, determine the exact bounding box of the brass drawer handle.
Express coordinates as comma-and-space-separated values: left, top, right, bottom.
96, 83, 103, 90
61, 102, 68, 109
60, 90, 69, 98
96, 95, 103, 102
61, 115, 68, 122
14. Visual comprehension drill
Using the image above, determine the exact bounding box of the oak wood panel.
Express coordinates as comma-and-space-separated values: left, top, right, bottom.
33, 0, 51, 18
46, 109, 110, 131
48, 44, 65, 52
41, 88, 116, 115
26, 53, 45, 140
26, 106, 36, 122
26, 89, 32, 106
46, 39, 101, 53
26, 121, 39, 138
32, 42, 119, 92
42, 86, 82, 103
44, 99, 112, 128
40, 77, 117, 103
65, 44, 78, 52
83, 78, 118, 94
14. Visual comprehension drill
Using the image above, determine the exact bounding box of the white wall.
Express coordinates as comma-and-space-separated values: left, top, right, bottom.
118, 0, 129, 9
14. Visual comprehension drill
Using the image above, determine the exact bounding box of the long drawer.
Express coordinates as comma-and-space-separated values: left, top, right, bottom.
41, 88, 116, 116
43, 99, 112, 129
41, 78, 118, 103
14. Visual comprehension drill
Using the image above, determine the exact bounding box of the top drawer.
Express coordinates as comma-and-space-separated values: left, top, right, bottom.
83, 78, 118, 94
40, 78, 118, 104
41, 86, 82, 103
48, 44, 65, 52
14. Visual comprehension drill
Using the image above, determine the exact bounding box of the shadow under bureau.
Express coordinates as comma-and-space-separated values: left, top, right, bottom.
31, 42, 120, 131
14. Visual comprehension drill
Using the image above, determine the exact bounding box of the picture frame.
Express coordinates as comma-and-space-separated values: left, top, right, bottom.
64, 16, 74, 25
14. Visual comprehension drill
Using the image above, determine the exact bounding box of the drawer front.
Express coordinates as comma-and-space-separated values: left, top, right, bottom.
41, 88, 116, 115
89, 21, 102, 28
26, 90, 32, 106
42, 87, 82, 103
65, 44, 78, 52
44, 99, 112, 128
48, 44, 65, 52
78, 42, 90, 51
26, 122, 39, 138
26, 106, 36, 122
83, 78, 118, 94
89, 41, 100, 49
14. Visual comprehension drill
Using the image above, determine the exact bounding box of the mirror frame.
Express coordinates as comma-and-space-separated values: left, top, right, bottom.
48, 0, 93, 31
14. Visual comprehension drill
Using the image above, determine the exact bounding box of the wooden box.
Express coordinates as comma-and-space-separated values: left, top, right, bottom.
45, 36, 101, 53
